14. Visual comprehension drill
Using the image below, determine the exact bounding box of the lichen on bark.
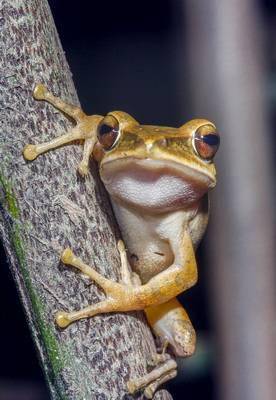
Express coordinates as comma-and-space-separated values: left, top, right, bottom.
0, 1, 172, 399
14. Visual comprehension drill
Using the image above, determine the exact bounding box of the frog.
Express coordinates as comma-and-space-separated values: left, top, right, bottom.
23, 84, 219, 399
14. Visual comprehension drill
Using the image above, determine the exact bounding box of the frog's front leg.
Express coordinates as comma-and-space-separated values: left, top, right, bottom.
56, 228, 197, 328
23, 84, 103, 176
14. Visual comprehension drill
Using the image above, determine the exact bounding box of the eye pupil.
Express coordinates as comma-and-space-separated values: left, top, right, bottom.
100, 124, 113, 136
202, 133, 220, 147
193, 128, 220, 160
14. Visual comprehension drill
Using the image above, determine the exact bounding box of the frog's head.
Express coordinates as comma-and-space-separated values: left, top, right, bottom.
94, 111, 220, 212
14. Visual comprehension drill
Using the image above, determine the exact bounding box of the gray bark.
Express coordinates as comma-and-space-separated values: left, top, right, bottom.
0, 1, 172, 399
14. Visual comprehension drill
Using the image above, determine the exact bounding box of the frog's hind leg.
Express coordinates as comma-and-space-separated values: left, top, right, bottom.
127, 298, 196, 398
118, 241, 179, 398
23, 84, 103, 176
146, 298, 196, 358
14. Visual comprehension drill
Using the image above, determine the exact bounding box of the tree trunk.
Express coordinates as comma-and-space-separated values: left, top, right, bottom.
0, 1, 172, 399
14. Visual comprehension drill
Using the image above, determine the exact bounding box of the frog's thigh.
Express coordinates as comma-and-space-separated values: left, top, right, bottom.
145, 297, 196, 357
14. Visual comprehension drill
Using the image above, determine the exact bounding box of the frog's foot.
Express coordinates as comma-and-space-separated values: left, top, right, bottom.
56, 247, 123, 328
23, 83, 103, 176
55, 244, 146, 328
127, 356, 177, 399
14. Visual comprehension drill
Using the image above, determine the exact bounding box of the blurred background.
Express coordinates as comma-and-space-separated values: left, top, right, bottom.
0, 1, 275, 399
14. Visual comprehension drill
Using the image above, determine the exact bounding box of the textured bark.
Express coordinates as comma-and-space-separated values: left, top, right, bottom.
0, 1, 172, 399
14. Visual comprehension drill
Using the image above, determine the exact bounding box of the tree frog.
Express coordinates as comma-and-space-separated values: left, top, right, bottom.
23, 84, 219, 398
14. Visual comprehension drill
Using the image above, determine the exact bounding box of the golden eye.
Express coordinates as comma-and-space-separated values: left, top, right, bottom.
193, 125, 220, 161
97, 115, 120, 151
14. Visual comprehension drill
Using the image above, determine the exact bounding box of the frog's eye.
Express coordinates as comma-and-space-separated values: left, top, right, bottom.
193, 125, 220, 161
97, 115, 120, 151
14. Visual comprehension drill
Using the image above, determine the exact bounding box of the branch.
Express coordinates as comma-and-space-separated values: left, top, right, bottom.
0, 1, 172, 398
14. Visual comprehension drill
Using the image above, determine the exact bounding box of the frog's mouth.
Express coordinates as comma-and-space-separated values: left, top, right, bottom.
100, 158, 215, 212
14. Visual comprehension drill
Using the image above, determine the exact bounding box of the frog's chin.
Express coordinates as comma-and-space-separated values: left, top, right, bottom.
100, 158, 215, 213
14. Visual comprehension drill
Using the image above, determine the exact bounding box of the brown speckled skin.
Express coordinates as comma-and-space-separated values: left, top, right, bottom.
0, 1, 172, 399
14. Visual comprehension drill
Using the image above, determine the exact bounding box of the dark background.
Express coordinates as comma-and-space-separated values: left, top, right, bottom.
0, 1, 275, 399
